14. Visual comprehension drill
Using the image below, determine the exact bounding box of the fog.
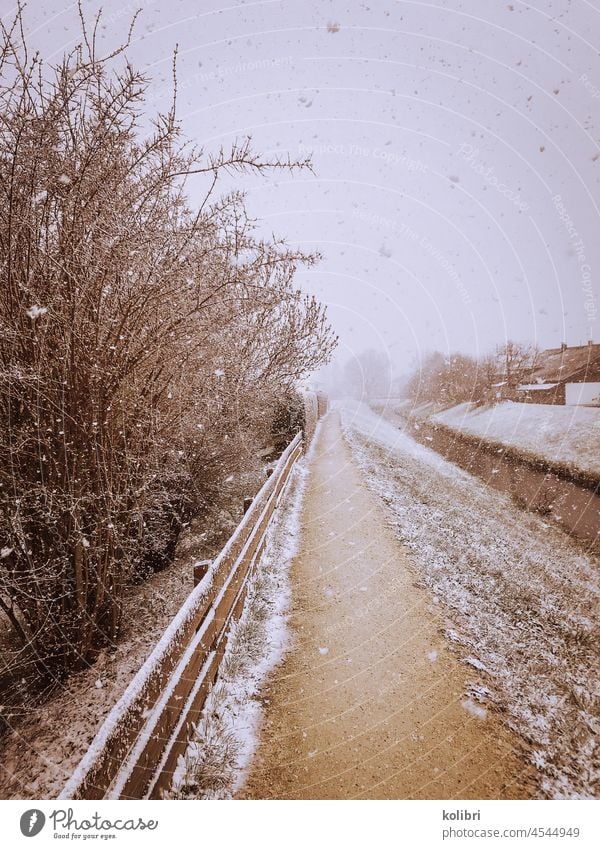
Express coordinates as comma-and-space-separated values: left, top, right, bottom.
18, 0, 600, 375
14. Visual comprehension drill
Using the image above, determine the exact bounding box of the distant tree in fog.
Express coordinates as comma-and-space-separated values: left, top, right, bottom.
405, 351, 480, 406
404, 341, 539, 406
343, 349, 392, 398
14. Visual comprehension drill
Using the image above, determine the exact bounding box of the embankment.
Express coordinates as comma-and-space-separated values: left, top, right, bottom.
373, 404, 600, 549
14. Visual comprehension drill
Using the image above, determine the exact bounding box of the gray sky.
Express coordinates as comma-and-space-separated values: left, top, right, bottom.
11, 0, 600, 371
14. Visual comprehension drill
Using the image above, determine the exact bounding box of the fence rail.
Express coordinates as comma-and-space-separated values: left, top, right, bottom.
60, 431, 304, 800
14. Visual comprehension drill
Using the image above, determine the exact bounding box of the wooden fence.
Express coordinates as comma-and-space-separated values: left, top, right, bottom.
60, 431, 303, 800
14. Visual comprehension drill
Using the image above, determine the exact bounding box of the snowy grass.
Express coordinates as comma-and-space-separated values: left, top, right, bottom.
167, 463, 307, 799
431, 401, 600, 479
338, 401, 600, 800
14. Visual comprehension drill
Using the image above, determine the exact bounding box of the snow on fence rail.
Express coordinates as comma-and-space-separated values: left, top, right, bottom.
60, 431, 304, 800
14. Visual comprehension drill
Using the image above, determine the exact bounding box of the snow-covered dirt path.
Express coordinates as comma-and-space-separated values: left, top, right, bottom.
240, 409, 537, 800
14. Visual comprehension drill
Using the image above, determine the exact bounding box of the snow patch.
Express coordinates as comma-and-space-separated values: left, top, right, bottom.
465, 656, 487, 672
432, 401, 600, 478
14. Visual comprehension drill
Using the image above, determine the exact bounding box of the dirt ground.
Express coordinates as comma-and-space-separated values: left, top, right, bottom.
240, 411, 537, 800
0, 469, 263, 800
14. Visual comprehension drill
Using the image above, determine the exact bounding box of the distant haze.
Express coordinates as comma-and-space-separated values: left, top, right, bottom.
18, 0, 600, 372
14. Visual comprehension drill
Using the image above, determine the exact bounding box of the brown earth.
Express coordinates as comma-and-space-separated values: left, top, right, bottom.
240, 411, 537, 800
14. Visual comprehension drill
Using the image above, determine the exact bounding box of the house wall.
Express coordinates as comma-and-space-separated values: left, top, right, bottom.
566, 382, 600, 406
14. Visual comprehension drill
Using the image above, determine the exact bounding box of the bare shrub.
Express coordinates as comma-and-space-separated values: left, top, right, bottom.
0, 3, 335, 676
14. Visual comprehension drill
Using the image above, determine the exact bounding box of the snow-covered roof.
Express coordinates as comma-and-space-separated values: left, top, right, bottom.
517, 383, 559, 391
529, 343, 600, 383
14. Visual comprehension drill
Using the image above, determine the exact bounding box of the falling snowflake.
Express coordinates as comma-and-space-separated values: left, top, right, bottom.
214, 369, 225, 377
58, 174, 71, 185
461, 698, 487, 720
318, 646, 329, 655
26, 305, 48, 320
0, 547, 13, 559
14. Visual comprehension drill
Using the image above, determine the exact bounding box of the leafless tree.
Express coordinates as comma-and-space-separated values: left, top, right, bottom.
405, 351, 480, 406
405, 341, 539, 407
495, 340, 539, 390
343, 349, 392, 399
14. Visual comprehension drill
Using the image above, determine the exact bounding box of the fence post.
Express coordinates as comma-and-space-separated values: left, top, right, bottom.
243, 496, 253, 514
193, 559, 211, 587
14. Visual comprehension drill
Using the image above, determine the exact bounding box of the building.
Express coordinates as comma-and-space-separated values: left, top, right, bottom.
516, 341, 600, 406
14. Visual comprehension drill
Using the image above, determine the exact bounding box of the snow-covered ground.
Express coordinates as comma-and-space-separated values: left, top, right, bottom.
430, 401, 600, 478
169, 459, 309, 799
338, 401, 600, 800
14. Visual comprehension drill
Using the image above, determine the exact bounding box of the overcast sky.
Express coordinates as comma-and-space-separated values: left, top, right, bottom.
11, 0, 600, 372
